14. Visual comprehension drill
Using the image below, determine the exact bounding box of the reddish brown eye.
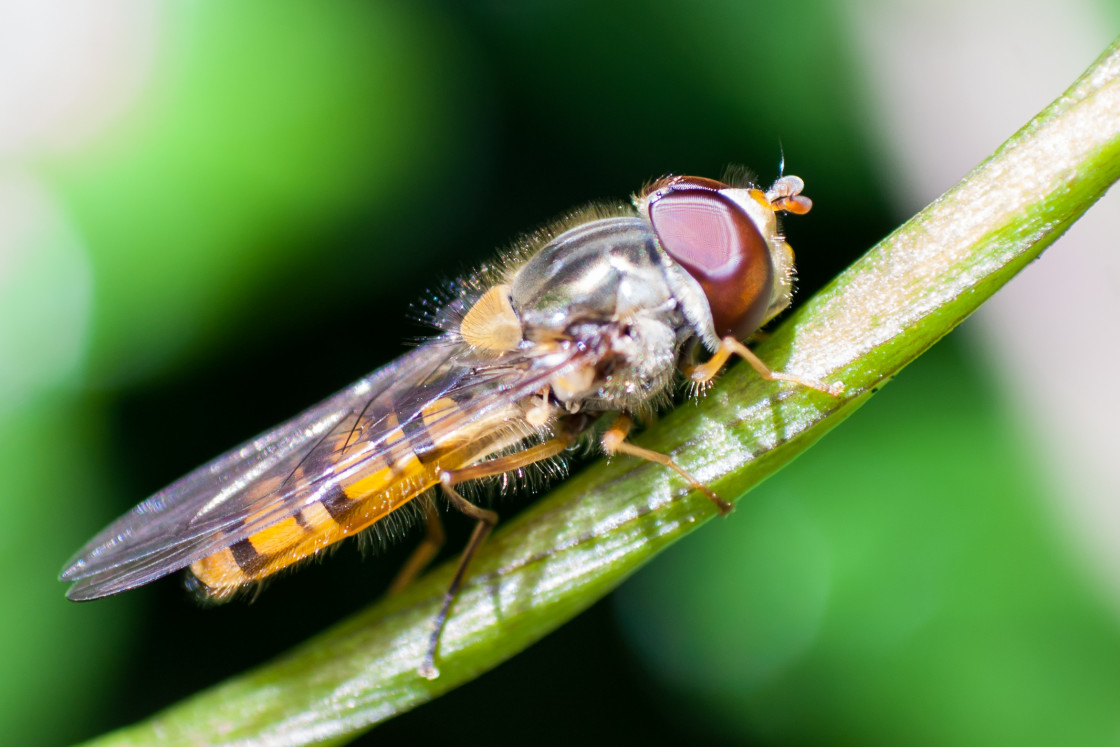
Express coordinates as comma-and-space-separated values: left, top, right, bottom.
641, 174, 727, 197
649, 189, 773, 340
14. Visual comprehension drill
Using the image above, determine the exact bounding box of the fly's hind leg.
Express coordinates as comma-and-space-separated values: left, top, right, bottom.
418, 434, 574, 680
601, 414, 732, 516
418, 480, 497, 681
387, 503, 446, 595
684, 336, 844, 397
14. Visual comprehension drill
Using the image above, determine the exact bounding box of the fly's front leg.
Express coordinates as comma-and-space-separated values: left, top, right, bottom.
418, 433, 574, 680
684, 336, 844, 397
601, 414, 732, 516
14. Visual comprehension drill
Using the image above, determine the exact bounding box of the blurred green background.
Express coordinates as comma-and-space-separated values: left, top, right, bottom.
3, 2, 1119, 745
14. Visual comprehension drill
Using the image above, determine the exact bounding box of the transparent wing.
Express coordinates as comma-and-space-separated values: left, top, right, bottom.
61, 340, 589, 600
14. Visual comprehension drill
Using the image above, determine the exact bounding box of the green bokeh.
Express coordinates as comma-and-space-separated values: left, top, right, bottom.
0, 397, 135, 746
46, 2, 476, 385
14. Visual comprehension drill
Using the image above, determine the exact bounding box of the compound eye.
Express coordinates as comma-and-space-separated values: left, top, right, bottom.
642, 174, 727, 197
648, 188, 773, 340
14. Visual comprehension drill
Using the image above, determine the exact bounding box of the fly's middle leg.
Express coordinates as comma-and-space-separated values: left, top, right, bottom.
601, 414, 732, 516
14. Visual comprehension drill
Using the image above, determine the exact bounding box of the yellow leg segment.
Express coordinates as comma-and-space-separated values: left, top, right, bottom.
685, 336, 844, 397
601, 414, 732, 516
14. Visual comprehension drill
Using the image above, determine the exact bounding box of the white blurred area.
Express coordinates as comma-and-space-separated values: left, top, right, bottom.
845, 2, 1120, 608
0, 1, 157, 157
0, 2, 158, 409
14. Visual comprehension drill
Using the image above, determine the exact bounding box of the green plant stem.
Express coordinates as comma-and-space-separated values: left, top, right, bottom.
88, 37, 1120, 747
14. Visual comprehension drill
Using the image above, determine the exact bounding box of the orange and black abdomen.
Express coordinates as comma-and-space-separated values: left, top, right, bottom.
187, 396, 515, 598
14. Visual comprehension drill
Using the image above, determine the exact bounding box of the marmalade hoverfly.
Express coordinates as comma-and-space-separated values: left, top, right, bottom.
61, 169, 842, 678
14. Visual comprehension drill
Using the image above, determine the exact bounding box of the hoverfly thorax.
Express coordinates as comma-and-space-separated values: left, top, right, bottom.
504, 217, 690, 413
455, 172, 815, 416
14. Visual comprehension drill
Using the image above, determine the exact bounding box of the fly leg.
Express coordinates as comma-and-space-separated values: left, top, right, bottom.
684, 336, 844, 396
419, 482, 496, 680
387, 503, 446, 594
419, 434, 574, 680
601, 414, 732, 516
